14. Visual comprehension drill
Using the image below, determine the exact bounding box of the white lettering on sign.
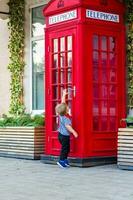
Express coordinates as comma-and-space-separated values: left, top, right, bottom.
49, 10, 77, 25
86, 9, 119, 23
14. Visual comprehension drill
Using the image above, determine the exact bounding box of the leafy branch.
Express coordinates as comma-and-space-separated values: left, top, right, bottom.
7, 0, 25, 115
124, 0, 133, 107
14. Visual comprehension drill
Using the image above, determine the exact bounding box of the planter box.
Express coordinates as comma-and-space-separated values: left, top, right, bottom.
118, 128, 133, 170
0, 127, 45, 160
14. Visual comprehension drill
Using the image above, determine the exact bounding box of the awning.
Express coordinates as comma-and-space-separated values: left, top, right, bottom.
0, 0, 9, 20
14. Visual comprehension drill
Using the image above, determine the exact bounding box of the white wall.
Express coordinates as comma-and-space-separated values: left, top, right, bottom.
24, 0, 50, 113
0, 19, 10, 116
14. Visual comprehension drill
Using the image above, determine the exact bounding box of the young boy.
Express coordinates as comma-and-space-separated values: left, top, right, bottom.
55, 89, 78, 168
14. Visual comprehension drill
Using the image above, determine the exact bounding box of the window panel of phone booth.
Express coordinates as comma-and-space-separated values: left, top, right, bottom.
47, 30, 75, 154
92, 32, 118, 133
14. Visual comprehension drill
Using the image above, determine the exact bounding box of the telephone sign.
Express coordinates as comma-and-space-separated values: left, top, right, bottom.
86, 9, 119, 23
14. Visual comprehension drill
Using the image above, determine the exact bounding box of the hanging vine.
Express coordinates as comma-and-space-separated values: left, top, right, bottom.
125, 0, 133, 108
7, 0, 25, 115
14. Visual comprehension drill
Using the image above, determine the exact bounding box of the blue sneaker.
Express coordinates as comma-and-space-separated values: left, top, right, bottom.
64, 159, 70, 167
57, 160, 67, 168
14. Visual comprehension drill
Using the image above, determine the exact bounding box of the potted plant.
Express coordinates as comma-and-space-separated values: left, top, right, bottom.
120, 116, 133, 127
0, 114, 45, 160
118, 116, 133, 170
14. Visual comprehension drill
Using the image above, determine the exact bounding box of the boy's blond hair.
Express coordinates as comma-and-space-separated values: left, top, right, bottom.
55, 103, 67, 116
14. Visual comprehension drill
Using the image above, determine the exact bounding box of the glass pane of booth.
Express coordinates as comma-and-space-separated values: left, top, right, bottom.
109, 37, 115, 52
101, 52, 107, 68
101, 68, 108, 83
68, 52, 72, 67
101, 36, 107, 51
68, 68, 72, 83
101, 101, 108, 115
93, 35, 99, 50
67, 36, 72, 50
53, 54, 58, 68
93, 51, 99, 67
68, 87, 73, 100
60, 37, 65, 51
109, 53, 116, 67
60, 53, 65, 68
92, 34, 117, 132
54, 39, 58, 53
93, 100, 99, 115
60, 68, 65, 84
52, 35, 73, 131
101, 85, 108, 98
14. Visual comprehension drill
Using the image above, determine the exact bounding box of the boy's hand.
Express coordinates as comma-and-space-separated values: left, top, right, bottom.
73, 131, 78, 138
62, 89, 68, 96
61, 89, 68, 103
65, 125, 78, 138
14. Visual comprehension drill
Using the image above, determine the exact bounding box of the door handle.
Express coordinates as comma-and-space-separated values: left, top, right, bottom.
73, 86, 76, 97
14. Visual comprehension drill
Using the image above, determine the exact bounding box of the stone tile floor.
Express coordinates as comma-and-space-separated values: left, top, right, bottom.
0, 157, 133, 200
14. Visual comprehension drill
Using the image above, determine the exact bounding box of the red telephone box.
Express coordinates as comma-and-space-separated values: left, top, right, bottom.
41, 0, 126, 166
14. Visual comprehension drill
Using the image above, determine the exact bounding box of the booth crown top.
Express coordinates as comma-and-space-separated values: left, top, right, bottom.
43, 0, 125, 16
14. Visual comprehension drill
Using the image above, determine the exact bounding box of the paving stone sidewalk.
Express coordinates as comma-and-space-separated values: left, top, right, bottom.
0, 157, 133, 200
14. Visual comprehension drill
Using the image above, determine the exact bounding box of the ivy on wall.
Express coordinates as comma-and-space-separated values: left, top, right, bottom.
7, 0, 25, 115
125, 0, 133, 108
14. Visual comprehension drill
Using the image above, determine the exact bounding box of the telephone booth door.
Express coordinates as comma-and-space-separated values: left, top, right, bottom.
92, 30, 119, 134
42, 0, 126, 167
45, 29, 76, 155
85, 26, 124, 157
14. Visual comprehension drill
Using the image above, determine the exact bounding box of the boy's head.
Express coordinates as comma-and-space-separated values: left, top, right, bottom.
55, 103, 68, 116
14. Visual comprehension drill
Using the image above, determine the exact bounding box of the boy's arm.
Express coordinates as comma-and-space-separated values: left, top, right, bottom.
65, 124, 78, 138
61, 89, 67, 103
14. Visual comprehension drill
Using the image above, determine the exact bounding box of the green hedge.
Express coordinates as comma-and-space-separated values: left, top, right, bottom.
0, 114, 44, 127
125, 0, 133, 107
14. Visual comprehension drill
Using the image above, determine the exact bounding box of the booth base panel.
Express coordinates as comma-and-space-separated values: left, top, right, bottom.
41, 155, 117, 167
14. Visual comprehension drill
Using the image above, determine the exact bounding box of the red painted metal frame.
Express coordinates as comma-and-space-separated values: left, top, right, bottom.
44, 0, 126, 159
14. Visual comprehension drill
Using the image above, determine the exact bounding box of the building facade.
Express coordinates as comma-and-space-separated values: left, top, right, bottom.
0, 0, 50, 116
